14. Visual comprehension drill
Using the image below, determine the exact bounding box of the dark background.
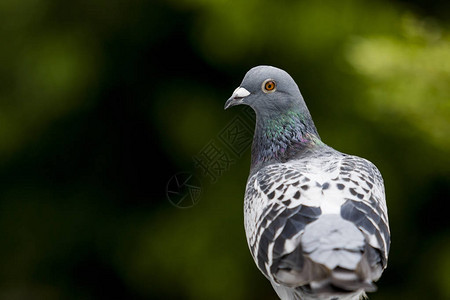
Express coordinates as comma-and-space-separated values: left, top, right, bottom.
0, 0, 449, 299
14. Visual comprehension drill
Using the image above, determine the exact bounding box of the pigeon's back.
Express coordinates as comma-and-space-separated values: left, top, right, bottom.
244, 148, 390, 300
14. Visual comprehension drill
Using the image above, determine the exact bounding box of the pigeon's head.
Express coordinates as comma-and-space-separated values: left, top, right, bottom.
224, 66, 308, 117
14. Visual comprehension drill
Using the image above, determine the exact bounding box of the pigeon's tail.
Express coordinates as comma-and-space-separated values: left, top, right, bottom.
273, 214, 379, 299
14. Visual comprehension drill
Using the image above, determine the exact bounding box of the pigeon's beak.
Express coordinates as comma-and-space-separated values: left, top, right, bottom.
224, 87, 250, 110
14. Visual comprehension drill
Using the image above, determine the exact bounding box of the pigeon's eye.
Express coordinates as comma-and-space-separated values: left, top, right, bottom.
262, 79, 276, 93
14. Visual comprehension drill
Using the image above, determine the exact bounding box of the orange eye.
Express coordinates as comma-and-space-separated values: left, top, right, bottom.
262, 79, 276, 93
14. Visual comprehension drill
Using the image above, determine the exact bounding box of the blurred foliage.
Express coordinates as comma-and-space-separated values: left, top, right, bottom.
0, 0, 449, 300
347, 14, 450, 152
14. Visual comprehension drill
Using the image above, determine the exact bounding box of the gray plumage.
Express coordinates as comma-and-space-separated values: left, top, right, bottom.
225, 66, 390, 300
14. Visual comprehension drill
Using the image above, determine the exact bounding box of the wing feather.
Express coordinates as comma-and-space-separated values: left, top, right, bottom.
244, 153, 390, 284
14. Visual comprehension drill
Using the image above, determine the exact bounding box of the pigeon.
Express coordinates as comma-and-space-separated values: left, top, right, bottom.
224, 66, 390, 300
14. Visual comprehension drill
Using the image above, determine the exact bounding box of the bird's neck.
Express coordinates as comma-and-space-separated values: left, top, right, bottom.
251, 111, 322, 170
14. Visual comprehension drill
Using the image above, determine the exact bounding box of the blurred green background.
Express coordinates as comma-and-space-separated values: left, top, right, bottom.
0, 0, 449, 299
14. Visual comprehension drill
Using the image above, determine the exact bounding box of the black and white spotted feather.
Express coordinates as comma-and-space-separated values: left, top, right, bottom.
225, 66, 390, 300
245, 149, 389, 299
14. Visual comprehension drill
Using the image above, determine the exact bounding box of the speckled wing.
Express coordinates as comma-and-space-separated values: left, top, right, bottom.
337, 155, 390, 272
244, 162, 323, 280
244, 153, 390, 286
